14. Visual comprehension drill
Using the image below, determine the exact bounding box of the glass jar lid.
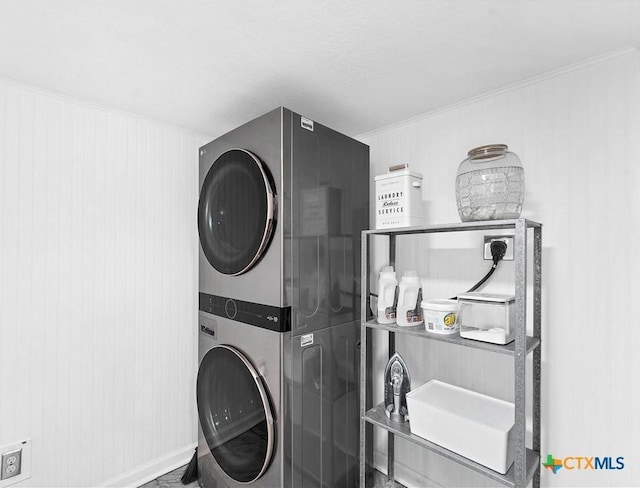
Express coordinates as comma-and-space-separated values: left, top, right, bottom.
468, 144, 508, 160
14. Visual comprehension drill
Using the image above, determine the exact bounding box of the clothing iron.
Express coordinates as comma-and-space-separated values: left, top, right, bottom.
384, 352, 410, 422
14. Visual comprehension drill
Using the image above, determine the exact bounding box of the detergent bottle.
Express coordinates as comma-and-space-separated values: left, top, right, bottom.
377, 266, 398, 324
396, 270, 423, 326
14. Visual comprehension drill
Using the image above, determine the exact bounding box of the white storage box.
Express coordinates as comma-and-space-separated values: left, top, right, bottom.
458, 292, 515, 345
406, 380, 515, 474
375, 165, 423, 229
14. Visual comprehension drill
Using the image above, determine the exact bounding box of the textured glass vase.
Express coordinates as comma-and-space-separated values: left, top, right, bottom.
455, 144, 525, 222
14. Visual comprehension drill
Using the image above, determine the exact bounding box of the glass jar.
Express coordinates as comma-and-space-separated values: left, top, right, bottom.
455, 144, 525, 222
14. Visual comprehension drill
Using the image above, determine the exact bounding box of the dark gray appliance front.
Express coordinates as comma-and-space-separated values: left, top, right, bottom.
198, 107, 369, 333
197, 107, 369, 488
290, 113, 369, 336
285, 319, 361, 488
199, 108, 288, 310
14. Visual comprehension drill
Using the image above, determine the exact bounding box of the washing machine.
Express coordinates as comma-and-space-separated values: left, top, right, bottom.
197, 312, 286, 487
197, 107, 369, 487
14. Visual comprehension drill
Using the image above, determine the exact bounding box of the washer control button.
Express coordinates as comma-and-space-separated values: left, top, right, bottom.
225, 299, 238, 319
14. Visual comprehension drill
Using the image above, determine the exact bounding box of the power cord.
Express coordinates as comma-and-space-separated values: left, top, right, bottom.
450, 240, 507, 299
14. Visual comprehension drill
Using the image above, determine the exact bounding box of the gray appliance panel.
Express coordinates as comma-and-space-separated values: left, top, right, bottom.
198, 312, 288, 488
290, 113, 369, 336
199, 107, 369, 321
198, 108, 291, 308
197, 107, 369, 488
284, 320, 361, 488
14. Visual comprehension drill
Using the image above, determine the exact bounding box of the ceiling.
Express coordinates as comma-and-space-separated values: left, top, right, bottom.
1, 1, 639, 138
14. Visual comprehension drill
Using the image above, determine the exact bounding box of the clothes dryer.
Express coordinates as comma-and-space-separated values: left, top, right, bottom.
197, 108, 369, 487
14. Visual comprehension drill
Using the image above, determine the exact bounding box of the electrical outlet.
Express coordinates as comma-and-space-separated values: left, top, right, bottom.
1, 449, 21, 480
0, 440, 30, 487
483, 235, 514, 261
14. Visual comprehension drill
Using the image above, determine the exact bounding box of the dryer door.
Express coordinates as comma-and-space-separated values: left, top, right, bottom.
197, 345, 275, 483
198, 148, 276, 276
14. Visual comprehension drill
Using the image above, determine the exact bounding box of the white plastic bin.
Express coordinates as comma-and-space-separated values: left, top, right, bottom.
458, 292, 515, 345
406, 380, 515, 474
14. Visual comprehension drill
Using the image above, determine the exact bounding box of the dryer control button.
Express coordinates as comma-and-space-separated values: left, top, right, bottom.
225, 299, 238, 319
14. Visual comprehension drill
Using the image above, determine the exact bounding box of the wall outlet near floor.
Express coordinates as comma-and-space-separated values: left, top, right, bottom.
0, 440, 30, 486
483, 235, 514, 261
1, 449, 21, 480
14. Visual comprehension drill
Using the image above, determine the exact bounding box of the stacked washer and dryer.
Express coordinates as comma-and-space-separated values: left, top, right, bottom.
197, 107, 369, 488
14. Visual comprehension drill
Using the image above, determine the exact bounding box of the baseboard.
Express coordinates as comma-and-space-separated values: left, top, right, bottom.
99, 443, 197, 488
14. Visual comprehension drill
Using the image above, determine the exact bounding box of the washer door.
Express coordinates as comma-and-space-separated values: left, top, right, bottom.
197, 345, 275, 483
198, 149, 276, 276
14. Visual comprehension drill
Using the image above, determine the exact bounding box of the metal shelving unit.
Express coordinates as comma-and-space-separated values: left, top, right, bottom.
358, 219, 542, 488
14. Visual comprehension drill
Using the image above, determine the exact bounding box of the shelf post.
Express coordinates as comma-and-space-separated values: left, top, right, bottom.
532, 225, 542, 488
360, 231, 369, 487
387, 234, 396, 483
514, 219, 527, 487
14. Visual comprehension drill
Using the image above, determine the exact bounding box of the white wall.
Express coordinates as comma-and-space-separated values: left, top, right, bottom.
0, 79, 209, 487
359, 49, 640, 487
3, 47, 638, 488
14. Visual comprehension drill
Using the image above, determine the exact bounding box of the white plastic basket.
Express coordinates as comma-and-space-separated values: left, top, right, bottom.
406, 380, 515, 474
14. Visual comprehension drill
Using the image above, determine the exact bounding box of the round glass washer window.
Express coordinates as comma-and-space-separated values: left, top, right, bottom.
197, 345, 275, 483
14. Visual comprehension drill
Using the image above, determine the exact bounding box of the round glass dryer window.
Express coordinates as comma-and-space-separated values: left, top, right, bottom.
197, 345, 275, 483
198, 148, 277, 275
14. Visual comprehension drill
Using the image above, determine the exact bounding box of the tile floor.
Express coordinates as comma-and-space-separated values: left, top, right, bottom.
140, 464, 197, 488
142, 464, 404, 488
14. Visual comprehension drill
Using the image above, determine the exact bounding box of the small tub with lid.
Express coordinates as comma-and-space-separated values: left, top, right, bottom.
421, 299, 458, 335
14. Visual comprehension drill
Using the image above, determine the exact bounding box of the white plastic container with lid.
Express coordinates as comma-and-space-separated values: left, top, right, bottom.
421, 299, 458, 335
375, 164, 423, 229
396, 271, 423, 327
406, 380, 515, 474
377, 266, 398, 324
458, 292, 515, 345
